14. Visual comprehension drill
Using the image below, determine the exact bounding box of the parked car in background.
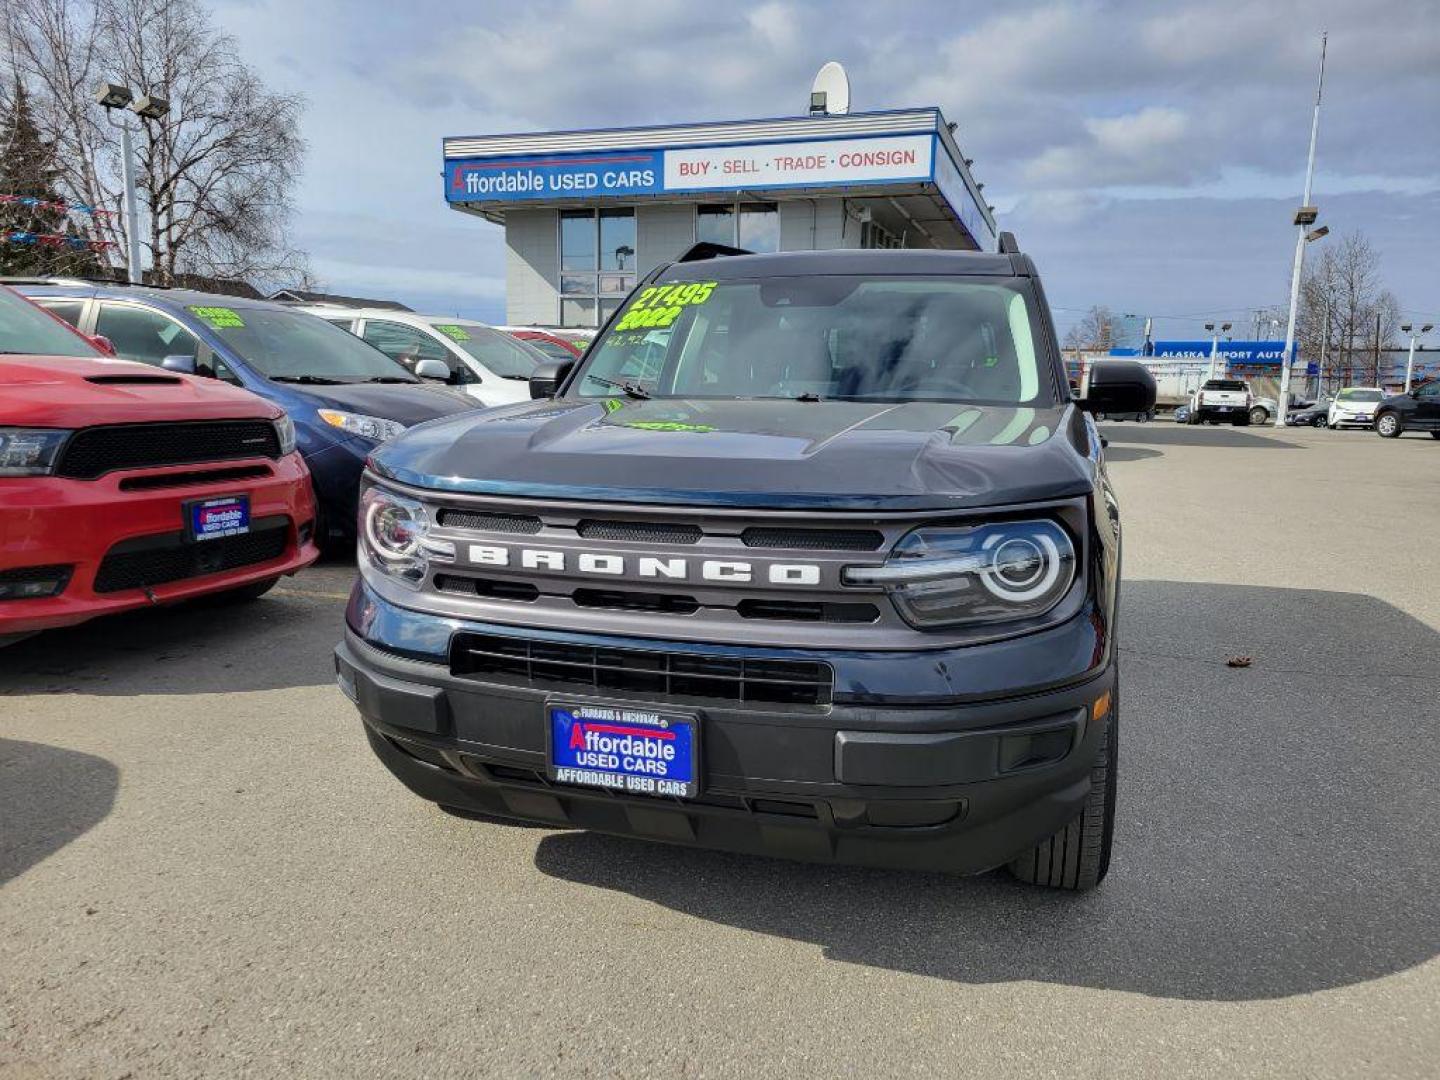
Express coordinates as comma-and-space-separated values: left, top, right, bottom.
1188, 378, 1253, 425
501, 327, 583, 362
294, 306, 544, 407
497, 325, 597, 353
1246, 395, 1280, 426
1327, 387, 1385, 429
1285, 398, 1331, 427
16, 282, 477, 547
0, 285, 318, 645
1373, 382, 1440, 439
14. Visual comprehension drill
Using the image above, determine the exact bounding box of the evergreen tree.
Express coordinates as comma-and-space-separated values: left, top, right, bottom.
0, 78, 104, 278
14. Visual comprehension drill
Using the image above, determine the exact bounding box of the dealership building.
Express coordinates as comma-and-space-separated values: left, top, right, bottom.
442, 107, 997, 328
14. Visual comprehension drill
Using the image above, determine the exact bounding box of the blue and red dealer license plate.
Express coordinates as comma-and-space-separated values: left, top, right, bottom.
547, 702, 699, 799
186, 494, 250, 542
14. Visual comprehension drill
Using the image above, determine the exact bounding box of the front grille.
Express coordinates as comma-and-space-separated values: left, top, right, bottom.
118, 464, 272, 491
737, 599, 880, 623
92, 518, 289, 593
436, 509, 542, 533
577, 519, 703, 544
451, 632, 833, 706
56, 421, 281, 480
572, 588, 699, 614
741, 526, 884, 551
434, 573, 539, 602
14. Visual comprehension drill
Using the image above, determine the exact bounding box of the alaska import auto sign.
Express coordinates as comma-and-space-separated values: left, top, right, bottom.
446, 133, 934, 203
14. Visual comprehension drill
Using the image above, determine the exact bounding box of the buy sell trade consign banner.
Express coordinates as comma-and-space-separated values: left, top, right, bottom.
445, 133, 935, 203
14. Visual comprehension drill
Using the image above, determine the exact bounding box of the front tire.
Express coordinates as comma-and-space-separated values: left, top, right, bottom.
1375, 412, 1402, 438
1312, 414, 1327, 427
1007, 702, 1116, 891
1248, 406, 1268, 425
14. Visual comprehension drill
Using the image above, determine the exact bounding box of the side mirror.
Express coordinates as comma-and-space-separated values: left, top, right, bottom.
161, 354, 197, 374
89, 334, 117, 357
530, 358, 574, 399
413, 357, 450, 381
1080, 360, 1156, 415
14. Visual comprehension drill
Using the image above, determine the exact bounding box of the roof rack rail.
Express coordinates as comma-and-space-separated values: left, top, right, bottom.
675, 241, 752, 263
997, 231, 1021, 255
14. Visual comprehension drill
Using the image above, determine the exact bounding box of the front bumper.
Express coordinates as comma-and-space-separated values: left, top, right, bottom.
0, 452, 318, 635
336, 582, 1115, 874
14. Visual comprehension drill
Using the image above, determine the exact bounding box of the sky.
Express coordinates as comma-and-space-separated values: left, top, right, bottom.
212, 0, 1440, 342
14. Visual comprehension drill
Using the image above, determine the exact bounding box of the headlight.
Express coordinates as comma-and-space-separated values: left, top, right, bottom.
359, 484, 453, 589
318, 409, 406, 442
843, 520, 1076, 629
0, 428, 70, 476
273, 413, 296, 456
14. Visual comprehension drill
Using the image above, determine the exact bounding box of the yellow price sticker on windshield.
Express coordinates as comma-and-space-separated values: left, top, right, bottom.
188, 305, 245, 328
614, 281, 716, 333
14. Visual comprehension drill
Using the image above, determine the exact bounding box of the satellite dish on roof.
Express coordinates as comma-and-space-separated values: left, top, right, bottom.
810, 61, 851, 116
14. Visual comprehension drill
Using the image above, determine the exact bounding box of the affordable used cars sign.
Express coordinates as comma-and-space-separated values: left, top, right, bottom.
446, 134, 934, 203
447, 149, 663, 200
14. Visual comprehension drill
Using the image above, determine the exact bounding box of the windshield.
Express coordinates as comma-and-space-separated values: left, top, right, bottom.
1336, 388, 1383, 402
573, 275, 1052, 405
1203, 380, 1247, 391
433, 323, 543, 379
0, 288, 97, 358
193, 305, 417, 382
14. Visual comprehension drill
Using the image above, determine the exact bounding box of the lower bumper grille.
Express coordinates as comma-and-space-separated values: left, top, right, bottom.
450, 631, 833, 706
93, 517, 290, 593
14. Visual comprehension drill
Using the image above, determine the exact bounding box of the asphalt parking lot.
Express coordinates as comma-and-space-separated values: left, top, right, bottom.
3, 423, 1438, 1079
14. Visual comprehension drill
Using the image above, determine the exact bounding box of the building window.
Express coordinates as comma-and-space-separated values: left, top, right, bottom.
695, 202, 779, 253
560, 208, 636, 327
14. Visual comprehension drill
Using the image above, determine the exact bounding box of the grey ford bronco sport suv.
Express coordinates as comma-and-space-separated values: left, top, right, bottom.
334, 236, 1155, 891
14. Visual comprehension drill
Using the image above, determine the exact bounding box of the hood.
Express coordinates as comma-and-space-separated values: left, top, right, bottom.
1, 355, 279, 428
287, 379, 478, 426
371, 396, 1094, 510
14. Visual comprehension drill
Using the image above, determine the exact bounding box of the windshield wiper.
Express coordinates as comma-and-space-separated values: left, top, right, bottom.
794, 392, 822, 402
269, 374, 344, 385
360, 376, 417, 384
585, 375, 651, 400
502, 374, 530, 381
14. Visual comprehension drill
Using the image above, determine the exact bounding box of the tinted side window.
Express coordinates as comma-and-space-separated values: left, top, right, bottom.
94, 303, 199, 367
1418, 383, 1440, 400
362, 321, 449, 371
362, 320, 473, 383
39, 299, 85, 328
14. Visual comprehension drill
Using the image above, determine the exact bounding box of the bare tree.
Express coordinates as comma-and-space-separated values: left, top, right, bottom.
1064, 305, 1116, 351
1295, 232, 1401, 389
2, 0, 309, 289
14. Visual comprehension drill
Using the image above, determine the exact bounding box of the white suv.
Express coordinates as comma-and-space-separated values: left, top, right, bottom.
293, 306, 545, 407
1327, 387, 1385, 429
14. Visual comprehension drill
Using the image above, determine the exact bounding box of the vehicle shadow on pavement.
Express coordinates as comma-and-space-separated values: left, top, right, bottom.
0, 738, 118, 886
532, 581, 1440, 1001
0, 589, 341, 696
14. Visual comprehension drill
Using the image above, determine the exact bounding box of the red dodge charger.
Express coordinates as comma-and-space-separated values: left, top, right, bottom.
0, 285, 319, 644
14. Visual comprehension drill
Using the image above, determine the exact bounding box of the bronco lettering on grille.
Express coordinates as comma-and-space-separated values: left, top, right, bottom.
466, 544, 822, 586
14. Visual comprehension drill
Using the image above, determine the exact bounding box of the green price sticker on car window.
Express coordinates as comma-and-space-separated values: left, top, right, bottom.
613, 281, 716, 333
188, 305, 245, 328
434, 324, 471, 342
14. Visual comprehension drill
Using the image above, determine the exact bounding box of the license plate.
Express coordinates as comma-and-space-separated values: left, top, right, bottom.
186, 494, 250, 542
547, 701, 700, 799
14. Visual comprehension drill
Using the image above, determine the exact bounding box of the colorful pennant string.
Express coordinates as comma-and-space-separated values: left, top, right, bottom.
0, 193, 115, 219
2, 230, 114, 251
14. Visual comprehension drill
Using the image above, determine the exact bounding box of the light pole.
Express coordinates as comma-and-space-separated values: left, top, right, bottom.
93, 82, 169, 284
1205, 322, 1232, 380
1275, 34, 1328, 427
1402, 324, 1434, 393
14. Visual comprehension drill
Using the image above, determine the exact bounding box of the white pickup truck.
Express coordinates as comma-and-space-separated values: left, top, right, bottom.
1188, 378, 1254, 426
